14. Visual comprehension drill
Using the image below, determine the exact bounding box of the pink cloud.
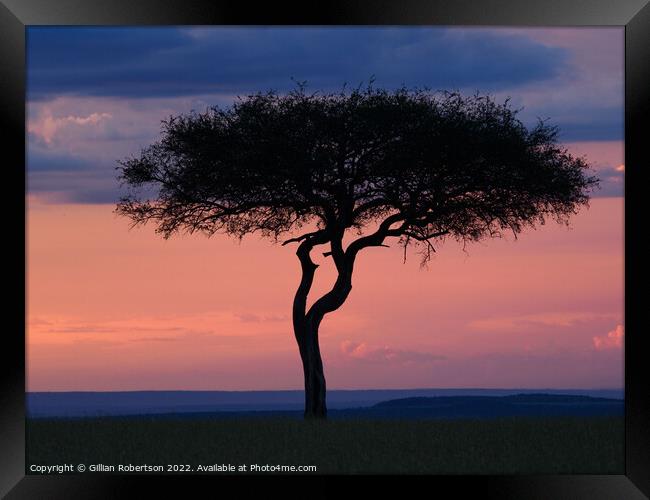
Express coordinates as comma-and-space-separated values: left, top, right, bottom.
340, 340, 445, 364
28, 110, 112, 144
560, 141, 624, 172
27, 311, 289, 348
592, 324, 624, 350
469, 311, 618, 332
26, 94, 237, 160
235, 312, 289, 323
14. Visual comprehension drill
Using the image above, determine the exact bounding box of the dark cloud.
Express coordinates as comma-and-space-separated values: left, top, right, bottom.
591, 166, 624, 197
27, 166, 120, 205
517, 105, 623, 142
27, 27, 568, 101
65, 189, 121, 205
27, 148, 98, 173
555, 120, 623, 142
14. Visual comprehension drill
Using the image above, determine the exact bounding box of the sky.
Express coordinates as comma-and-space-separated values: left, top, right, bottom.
26, 27, 624, 392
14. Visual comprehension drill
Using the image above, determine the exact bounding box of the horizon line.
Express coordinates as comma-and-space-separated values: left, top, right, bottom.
27, 386, 625, 394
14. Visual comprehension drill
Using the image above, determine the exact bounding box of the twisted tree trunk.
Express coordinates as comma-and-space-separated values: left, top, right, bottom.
292, 233, 353, 419
290, 221, 393, 419
292, 237, 325, 419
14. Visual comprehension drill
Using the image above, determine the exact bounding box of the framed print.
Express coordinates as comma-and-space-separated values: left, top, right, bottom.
1, 0, 648, 497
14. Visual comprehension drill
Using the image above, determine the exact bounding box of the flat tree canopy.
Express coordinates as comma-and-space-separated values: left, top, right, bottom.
116, 85, 598, 418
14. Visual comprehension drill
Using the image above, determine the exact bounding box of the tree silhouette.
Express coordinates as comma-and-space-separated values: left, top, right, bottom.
116, 85, 598, 419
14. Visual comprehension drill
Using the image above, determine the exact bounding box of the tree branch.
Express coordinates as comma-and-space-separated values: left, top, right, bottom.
401, 229, 449, 241
345, 213, 406, 262
292, 229, 331, 349
282, 230, 327, 246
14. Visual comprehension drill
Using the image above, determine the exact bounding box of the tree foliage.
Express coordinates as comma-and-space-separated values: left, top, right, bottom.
116, 85, 598, 264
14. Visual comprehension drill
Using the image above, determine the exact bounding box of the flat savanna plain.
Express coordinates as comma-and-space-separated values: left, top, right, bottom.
27, 416, 623, 474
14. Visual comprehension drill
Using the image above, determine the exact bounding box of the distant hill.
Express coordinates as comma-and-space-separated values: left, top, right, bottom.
27, 389, 624, 418
362, 393, 623, 419
373, 393, 620, 407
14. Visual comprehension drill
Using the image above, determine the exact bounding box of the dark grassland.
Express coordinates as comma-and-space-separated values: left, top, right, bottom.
27, 416, 623, 474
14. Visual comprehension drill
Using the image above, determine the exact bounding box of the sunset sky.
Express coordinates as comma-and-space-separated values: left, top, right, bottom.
26, 27, 624, 392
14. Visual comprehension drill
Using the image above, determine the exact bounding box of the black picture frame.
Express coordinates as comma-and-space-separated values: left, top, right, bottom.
1, 1, 648, 497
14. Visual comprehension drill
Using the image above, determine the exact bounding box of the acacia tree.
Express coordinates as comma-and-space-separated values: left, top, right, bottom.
116, 85, 598, 419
